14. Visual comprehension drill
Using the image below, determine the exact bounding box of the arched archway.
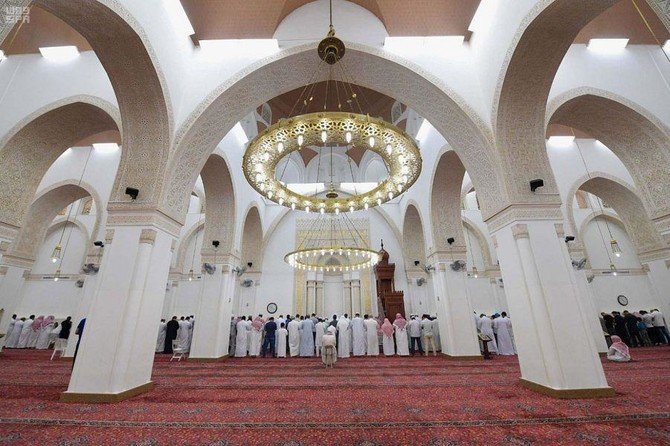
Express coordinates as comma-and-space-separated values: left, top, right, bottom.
162, 44, 505, 224
401, 204, 427, 270
431, 150, 467, 252
0, 97, 118, 235
200, 154, 236, 259
567, 173, 667, 260
33, 0, 172, 206
548, 88, 670, 221
493, 0, 618, 202
240, 206, 263, 272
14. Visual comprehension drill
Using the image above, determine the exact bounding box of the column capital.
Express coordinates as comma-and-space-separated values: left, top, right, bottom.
427, 249, 466, 265
0, 240, 10, 254
105, 205, 182, 238
139, 229, 157, 245
1, 254, 33, 269
0, 266, 7, 276
0, 221, 19, 241
105, 229, 115, 245
554, 223, 565, 238
638, 247, 670, 263
511, 224, 529, 239
486, 204, 563, 233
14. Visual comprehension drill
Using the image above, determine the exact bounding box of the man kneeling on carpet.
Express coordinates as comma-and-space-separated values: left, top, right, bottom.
607, 335, 631, 362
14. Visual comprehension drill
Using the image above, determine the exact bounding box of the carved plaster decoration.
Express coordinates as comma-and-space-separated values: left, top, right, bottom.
8, 184, 91, 262
0, 266, 7, 276
402, 204, 427, 271
430, 150, 467, 252
35, 0, 173, 208
0, 98, 118, 230
462, 216, 495, 270
486, 204, 564, 233
0, 241, 10, 253
105, 229, 115, 245
646, 0, 670, 30
162, 43, 505, 225
174, 218, 204, 273
555, 223, 565, 238
492, 0, 617, 204
548, 88, 670, 222
139, 228, 157, 245
574, 176, 668, 259
104, 205, 182, 238
200, 154, 235, 255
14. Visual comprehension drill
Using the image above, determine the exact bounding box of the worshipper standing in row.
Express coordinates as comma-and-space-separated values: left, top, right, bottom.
175, 317, 191, 353
408, 315, 423, 355
48, 322, 61, 346
299, 315, 315, 357
421, 314, 437, 356
27, 315, 44, 348
261, 317, 277, 357
337, 314, 351, 358
235, 316, 250, 357
288, 316, 301, 356
5, 315, 20, 348
607, 335, 631, 362
363, 314, 379, 356
477, 314, 498, 353
17, 315, 35, 348
381, 318, 395, 356
322, 326, 338, 367
60, 316, 72, 342
36, 315, 56, 349
314, 318, 327, 356
310, 313, 318, 343
249, 315, 264, 357
393, 313, 410, 356
156, 319, 167, 353
164, 316, 180, 354
5, 315, 17, 346
492, 312, 516, 355
351, 313, 366, 356
652, 309, 670, 344
276, 322, 288, 358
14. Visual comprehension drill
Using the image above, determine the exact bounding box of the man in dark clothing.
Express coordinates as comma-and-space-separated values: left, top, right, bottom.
164, 316, 180, 354
59, 316, 72, 340
73, 318, 86, 367
601, 312, 615, 335
613, 312, 631, 345
261, 317, 278, 357
623, 311, 642, 347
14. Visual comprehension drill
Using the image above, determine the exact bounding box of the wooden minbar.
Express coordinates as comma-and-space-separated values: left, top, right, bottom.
373, 241, 406, 318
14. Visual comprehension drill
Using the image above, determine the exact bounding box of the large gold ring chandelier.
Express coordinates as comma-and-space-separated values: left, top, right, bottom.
285, 246, 380, 273
243, 111, 421, 213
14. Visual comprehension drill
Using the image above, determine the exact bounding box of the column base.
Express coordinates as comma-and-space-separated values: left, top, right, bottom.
60, 381, 154, 403
440, 353, 483, 360
188, 354, 229, 362
519, 378, 615, 399
59, 357, 74, 362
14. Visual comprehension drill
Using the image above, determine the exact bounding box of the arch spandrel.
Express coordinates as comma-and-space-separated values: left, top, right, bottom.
548, 88, 670, 221
493, 0, 618, 204
200, 154, 235, 257
0, 98, 118, 232
35, 0, 172, 207
402, 204, 427, 269
430, 150, 467, 252
240, 206, 263, 271
162, 43, 506, 225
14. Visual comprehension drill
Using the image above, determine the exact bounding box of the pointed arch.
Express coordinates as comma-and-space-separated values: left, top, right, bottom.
200, 154, 236, 257
430, 150, 467, 252
240, 206, 263, 272
402, 203, 426, 270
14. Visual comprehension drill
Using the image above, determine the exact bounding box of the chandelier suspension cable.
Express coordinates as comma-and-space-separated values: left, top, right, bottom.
464, 226, 479, 278
571, 128, 618, 268
52, 147, 94, 272
188, 228, 201, 281
631, 0, 670, 65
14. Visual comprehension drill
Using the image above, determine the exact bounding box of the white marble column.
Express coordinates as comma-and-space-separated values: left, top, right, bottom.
641, 255, 670, 319
189, 254, 238, 360
307, 280, 317, 314
489, 277, 507, 312
62, 210, 177, 402
351, 279, 361, 315
428, 251, 481, 358
0, 255, 32, 332
489, 206, 612, 397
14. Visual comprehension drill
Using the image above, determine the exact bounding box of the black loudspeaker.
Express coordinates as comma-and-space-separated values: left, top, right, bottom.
247, 262, 253, 268
446, 237, 455, 245
414, 260, 420, 266
565, 236, 575, 243
529, 179, 544, 192
93, 240, 104, 247
212, 240, 220, 248
125, 187, 139, 200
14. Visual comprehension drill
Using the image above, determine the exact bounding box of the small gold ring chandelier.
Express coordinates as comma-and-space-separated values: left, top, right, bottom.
243, 111, 421, 213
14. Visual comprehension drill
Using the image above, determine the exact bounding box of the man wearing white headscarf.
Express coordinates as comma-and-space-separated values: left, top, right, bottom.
351, 313, 366, 356
36, 316, 56, 349
493, 312, 515, 355
235, 316, 250, 357
17, 315, 35, 348
477, 314, 498, 353
322, 326, 338, 367
27, 315, 44, 348
4, 315, 16, 348
156, 319, 167, 353
314, 318, 327, 356
363, 314, 379, 356
6, 318, 23, 348
336, 314, 350, 358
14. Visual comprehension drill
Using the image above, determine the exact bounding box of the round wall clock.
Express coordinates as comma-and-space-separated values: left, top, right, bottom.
267, 302, 278, 314
617, 295, 628, 306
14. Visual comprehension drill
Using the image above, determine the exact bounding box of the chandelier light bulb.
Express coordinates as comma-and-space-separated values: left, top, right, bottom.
397, 183, 404, 192
472, 267, 479, 278
350, 205, 355, 213
267, 190, 273, 199
321, 130, 328, 143
291, 202, 296, 210
345, 131, 352, 143
305, 206, 310, 213
277, 141, 284, 153
388, 192, 394, 200
259, 183, 265, 191
53, 270, 60, 282
386, 144, 392, 155
297, 134, 304, 146
610, 263, 617, 276
51, 245, 62, 263
610, 239, 622, 257
376, 197, 382, 206
278, 197, 284, 205
320, 207, 325, 214
364, 202, 369, 210
262, 152, 270, 162
368, 136, 375, 148
335, 208, 340, 215
188, 269, 194, 281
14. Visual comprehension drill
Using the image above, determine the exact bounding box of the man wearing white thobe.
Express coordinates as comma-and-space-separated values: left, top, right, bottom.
493, 312, 515, 355
4, 315, 16, 348
235, 316, 250, 357
336, 315, 351, 358
299, 317, 314, 357
477, 314, 498, 353
351, 313, 366, 356
288, 317, 301, 357
421, 315, 437, 356
363, 314, 379, 356
6, 318, 23, 348
156, 319, 167, 353
276, 323, 288, 358
314, 319, 327, 356
17, 315, 34, 348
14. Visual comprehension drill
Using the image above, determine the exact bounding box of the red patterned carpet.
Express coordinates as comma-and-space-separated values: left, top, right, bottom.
0, 348, 669, 445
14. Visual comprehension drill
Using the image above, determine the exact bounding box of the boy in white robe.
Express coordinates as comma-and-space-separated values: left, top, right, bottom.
234, 316, 250, 357
276, 323, 288, 358
314, 319, 326, 356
